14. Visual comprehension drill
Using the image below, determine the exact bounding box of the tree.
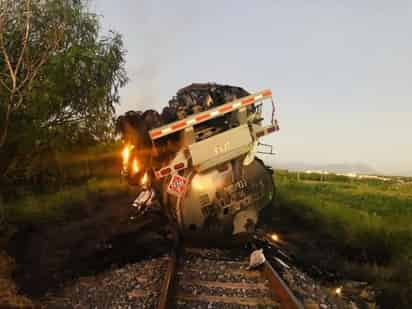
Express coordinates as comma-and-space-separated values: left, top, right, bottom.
0, 0, 127, 185
0, 0, 66, 148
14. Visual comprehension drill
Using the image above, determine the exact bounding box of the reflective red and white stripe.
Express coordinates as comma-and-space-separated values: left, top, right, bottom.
255, 122, 280, 138
149, 89, 273, 140
154, 160, 188, 179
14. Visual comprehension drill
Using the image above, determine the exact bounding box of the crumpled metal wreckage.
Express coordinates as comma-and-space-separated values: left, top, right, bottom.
117, 83, 278, 238
132, 188, 156, 214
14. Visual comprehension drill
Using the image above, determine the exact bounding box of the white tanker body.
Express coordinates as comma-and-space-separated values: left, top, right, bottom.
117, 84, 279, 238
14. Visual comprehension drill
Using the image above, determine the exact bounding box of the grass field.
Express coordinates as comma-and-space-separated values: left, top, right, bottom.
1, 177, 130, 225
275, 170, 412, 307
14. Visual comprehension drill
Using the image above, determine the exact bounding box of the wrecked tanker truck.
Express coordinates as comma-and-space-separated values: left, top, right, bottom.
116, 83, 279, 239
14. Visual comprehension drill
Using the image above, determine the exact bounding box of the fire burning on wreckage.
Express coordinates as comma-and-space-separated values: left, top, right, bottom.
116, 83, 279, 240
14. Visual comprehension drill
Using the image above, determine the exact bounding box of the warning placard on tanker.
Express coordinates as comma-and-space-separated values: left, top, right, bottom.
167, 174, 188, 197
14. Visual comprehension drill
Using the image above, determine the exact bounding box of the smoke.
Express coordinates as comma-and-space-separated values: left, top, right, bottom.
93, 0, 216, 114
118, 1, 204, 114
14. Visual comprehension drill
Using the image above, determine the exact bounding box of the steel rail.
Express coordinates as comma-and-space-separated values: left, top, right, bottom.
253, 234, 304, 309
259, 259, 304, 309
157, 230, 179, 309
158, 234, 304, 309
157, 247, 177, 309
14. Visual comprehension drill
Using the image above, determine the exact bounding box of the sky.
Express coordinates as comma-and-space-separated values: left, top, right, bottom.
92, 0, 412, 176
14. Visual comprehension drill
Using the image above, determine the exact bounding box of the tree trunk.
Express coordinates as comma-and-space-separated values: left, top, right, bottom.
0, 102, 11, 149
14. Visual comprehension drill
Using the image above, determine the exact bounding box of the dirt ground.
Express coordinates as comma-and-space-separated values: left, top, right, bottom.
1, 194, 171, 306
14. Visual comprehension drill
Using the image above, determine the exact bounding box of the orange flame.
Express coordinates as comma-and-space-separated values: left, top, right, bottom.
270, 233, 279, 242
141, 172, 148, 185
335, 287, 342, 296
132, 159, 139, 174
122, 144, 131, 165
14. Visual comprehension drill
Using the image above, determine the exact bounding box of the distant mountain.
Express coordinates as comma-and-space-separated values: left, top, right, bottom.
273, 161, 378, 175
388, 170, 412, 178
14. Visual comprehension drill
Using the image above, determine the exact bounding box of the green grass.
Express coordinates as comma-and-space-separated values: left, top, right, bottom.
275, 171, 412, 307
2, 177, 129, 225
278, 180, 412, 257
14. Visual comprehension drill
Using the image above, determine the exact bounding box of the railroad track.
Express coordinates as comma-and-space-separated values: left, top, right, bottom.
158, 236, 304, 309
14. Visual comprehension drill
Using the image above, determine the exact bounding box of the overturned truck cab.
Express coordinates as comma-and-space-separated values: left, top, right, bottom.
117, 83, 279, 240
